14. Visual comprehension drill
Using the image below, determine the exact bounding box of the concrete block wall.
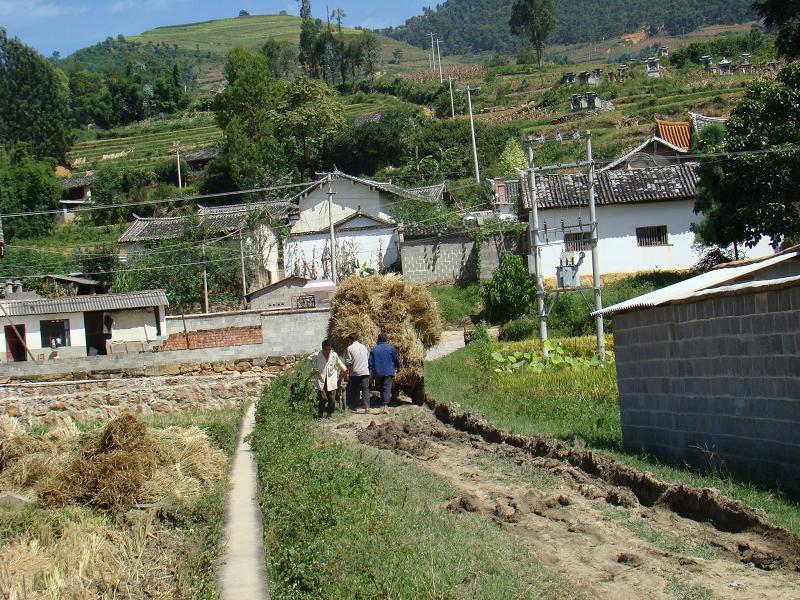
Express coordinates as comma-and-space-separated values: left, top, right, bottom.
614, 284, 800, 493
262, 308, 331, 356
402, 234, 522, 284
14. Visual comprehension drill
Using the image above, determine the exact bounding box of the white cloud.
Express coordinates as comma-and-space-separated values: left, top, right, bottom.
0, 1, 87, 18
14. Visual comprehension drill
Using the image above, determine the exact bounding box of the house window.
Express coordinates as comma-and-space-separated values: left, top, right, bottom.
636, 225, 669, 247
564, 232, 592, 252
40, 319, 70, 348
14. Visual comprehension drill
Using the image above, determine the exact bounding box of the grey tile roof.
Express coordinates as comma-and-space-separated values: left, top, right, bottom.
515, 163, 700, 210
118, 201, 291, 244
183, 147, 218, 162
0, 289, 168, 316
295, 172, 446, 205
58, 175, 94, 189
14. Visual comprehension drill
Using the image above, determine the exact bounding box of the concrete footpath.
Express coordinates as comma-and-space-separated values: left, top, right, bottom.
219, 403, 270, 600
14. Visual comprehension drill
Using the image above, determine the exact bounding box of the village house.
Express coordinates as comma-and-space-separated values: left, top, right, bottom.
118, 200, 289, 288
0, 289, 168, 363
245, 276, 336, 311
597, 249, 800, 492
501, 163, 774, 278
283, 171, 445, 279
602, 119, 692, 171
58, 175, 93, 222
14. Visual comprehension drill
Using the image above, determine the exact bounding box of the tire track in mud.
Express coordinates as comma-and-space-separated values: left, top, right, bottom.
325, 405, 800, 600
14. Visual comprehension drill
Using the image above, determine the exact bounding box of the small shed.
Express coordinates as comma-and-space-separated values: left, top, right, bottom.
596, 249, 800, 493
246, 276, 312, 311
0, 289, 169, 362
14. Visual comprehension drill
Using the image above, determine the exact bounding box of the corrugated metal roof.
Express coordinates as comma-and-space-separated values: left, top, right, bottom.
0, 290, 168, 316
514, 164, 699, 210
593, 252, 795, 316
656, 119, 692, 151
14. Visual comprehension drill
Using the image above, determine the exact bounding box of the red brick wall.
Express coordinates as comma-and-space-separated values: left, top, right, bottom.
158, 326, 263, 351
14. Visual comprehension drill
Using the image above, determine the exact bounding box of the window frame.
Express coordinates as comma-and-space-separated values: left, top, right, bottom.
635, 225, 669, 247
40, 319, 71, 349
564, 231, 593, 252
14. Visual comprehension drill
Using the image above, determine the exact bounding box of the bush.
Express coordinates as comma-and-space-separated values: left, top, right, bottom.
482, 253, 535, 323
499, 316, 539, 341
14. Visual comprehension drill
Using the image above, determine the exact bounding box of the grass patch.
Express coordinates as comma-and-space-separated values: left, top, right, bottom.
599, 505, 717, 559
252, 371, 579, 599
428, 282, 482, 329
468, 452, 563, 491
426, 343, 800, 534
666, 577, 717, 600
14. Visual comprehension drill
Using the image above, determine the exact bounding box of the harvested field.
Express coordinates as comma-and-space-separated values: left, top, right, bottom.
326, 405, 800, 599
0, 411, 235, 599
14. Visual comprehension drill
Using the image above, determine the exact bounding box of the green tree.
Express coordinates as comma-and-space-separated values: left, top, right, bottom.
509, 0, 555, 67
497, 138, 527, 177
695, 64, 800, 249
90, 162, 157, 226
0, 29, 71, 160
272, 75, 345, 178
68, 65, 113, 128
0, 145, 61, 240
755, 0, 800, 59
262, 38, 298, 78
298, 0, 319, 76
482, 253, 535, 323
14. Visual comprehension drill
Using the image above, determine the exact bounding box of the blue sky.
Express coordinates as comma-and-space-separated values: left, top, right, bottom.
1, 1, 429, 56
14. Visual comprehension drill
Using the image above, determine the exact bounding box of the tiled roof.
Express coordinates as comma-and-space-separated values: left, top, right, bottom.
183, 147, 218, 162
656, 119, 692, 151
118, 201, 291, 244
58, 175, 93, 189
600, 135, 688, 171
689, 112, 728, 134
294, 172, 446, 205
516, 163, 700, 210
0, 290, 168, 316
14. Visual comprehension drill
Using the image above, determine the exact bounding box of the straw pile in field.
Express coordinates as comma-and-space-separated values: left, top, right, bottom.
328, 274, 443, 387
0, 413, 226, 512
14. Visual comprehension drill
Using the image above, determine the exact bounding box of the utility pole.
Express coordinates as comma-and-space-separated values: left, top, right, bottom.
436, 38, 443, 82
525, 141, 548, 351
176, 149, 182, 189
327, 174, 338, 283
201, 242, 209, 314
239, 233, 248, 302
448, 76, 456, 118
465, 84, 481, 183
429, 32, 436, 73
586, 131, 606, 360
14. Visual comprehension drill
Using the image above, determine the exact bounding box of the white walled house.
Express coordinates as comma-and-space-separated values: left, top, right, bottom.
285, 213, 400, 278
508, 164, 774, 279
285, 172, 444, 278
0, 290, 168, 363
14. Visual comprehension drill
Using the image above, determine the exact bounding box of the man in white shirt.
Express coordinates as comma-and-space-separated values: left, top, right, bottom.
308, 339, 347, 418
345, 333, 371, 413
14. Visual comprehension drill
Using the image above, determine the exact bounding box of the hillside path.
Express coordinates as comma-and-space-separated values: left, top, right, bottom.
219, 403, 270, 600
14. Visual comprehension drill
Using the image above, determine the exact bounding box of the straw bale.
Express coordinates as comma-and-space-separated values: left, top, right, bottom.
328, 275, 442, 387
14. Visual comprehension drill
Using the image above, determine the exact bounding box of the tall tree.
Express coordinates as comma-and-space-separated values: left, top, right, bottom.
509, 0, 555, 67
68, 65, 113, 128
0, 145, 61, 239
262, 38, 298, 78
694, 64, 800, 249
754, 0, 800, 59
298, 0, 319, 76
0, 29, 71, 160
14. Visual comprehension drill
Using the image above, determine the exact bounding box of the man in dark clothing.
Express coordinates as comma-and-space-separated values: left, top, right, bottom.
368, 333, 402, 414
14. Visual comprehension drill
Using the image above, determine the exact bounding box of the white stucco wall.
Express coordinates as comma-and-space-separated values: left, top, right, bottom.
284, 228, 400, 278
109, 308, 165, 343
291, 179, 396, 234
535, 200, 775, 278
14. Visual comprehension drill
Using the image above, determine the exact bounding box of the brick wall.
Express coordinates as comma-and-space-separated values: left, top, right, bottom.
614, 283, 800, 493
402, 234, 522, 284
158, 325, 263, 351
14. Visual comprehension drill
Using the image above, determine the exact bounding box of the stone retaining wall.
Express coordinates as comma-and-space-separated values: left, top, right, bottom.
0, 356, 300, 423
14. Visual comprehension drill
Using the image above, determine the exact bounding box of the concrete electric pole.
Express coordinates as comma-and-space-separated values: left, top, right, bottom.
327, 174, 338, 283
586, 132, 606, 360
448, 76, 456, 118
525, 140, 549, 350
465, 84, 481, 183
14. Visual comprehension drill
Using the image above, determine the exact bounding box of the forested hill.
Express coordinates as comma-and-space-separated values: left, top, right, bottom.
383, 0, 759, 54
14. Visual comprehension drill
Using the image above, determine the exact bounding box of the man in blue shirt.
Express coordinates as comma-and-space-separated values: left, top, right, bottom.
368, 333, 402, 414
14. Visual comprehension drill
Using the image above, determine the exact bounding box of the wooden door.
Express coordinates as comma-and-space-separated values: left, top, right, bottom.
5, 325, 26, 362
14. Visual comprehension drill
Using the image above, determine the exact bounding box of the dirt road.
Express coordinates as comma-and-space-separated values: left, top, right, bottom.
324, 406, 800, 600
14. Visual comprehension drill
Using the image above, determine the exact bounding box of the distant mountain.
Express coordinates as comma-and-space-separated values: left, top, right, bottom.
383, 0, 759, 55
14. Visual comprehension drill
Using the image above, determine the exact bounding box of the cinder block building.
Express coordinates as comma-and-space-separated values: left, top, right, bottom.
598, 249, 800, 492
